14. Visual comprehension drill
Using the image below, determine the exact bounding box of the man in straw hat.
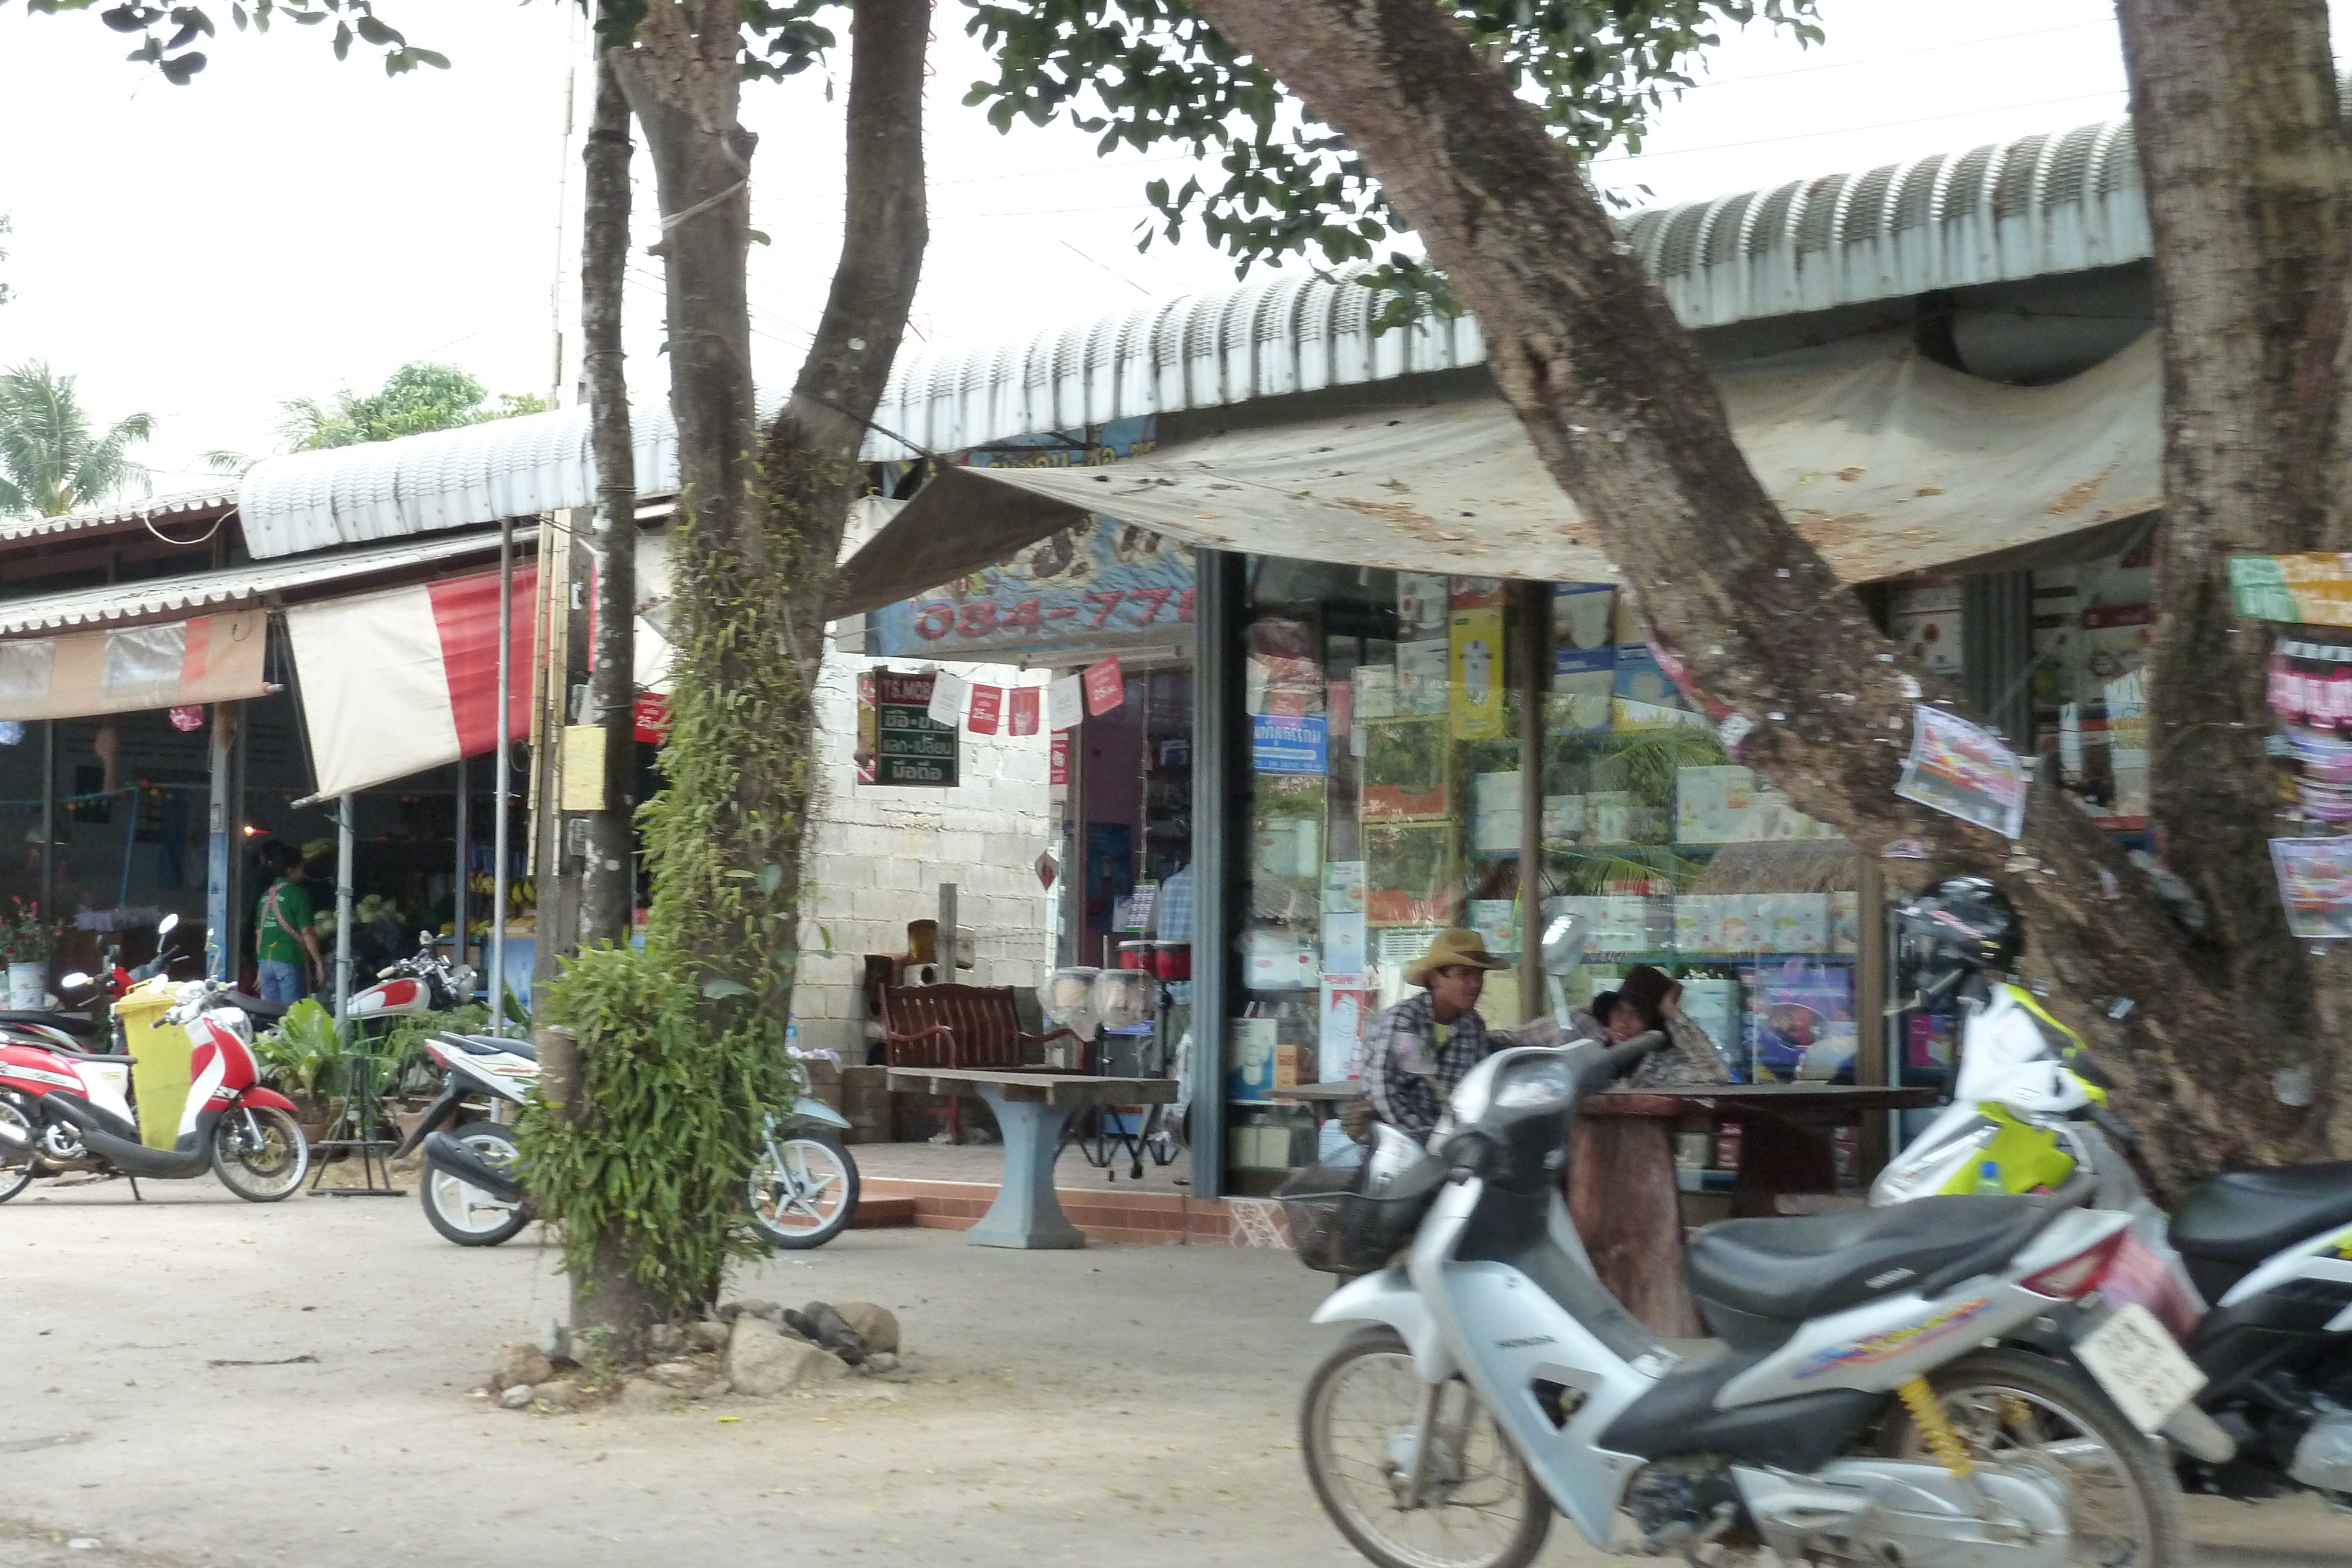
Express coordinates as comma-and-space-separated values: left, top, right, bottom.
1359, 928, 1557, 1142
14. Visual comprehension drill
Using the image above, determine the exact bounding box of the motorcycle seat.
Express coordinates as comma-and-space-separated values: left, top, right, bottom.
2170, 1162, 2352, 1266
226, 992, 289, 1019
445, 1033, 536, 1061
1685, 1195, 2043, 1347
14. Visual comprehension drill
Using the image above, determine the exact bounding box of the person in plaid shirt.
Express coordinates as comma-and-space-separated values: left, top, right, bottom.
1359, 928, 1558, 1142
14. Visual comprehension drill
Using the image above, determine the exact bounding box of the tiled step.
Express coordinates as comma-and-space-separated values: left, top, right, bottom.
849, 1195, 918, 1229
859, 1175, 1292, 1248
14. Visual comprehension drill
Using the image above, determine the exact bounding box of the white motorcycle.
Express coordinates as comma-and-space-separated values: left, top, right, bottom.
1279, 1032, 2190, 1568
392, 1029, 861, 1250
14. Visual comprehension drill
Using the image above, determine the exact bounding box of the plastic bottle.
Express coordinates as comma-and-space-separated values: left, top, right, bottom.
1973, 1159, 2006, 1195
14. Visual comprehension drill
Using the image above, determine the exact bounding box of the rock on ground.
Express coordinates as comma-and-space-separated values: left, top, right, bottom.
489, 1343, 552, 1393
831, 1301, 899, 1355
687, 1320, 731, 1353
646, 1323, 685, 1356
724, 1318, 848, 1397
496, 1385, 533, 1410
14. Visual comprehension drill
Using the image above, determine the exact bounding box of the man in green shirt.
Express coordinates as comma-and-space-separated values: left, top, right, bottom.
253, 841, 324, 1004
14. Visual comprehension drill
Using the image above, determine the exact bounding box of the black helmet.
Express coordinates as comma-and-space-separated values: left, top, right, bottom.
1896, 875, 2021, 1002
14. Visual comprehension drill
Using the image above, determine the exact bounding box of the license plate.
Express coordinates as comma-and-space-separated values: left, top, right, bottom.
2074, 1302, 2206, 1434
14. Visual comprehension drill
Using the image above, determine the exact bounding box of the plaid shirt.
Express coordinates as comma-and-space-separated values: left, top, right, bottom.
1361, 990, 1498, 1142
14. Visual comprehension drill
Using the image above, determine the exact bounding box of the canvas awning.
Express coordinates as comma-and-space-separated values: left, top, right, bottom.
831, 331, 2161, 614
0, 611, 271, 721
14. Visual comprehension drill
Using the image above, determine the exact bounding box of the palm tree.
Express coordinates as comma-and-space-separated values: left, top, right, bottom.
0, 363, 154, 518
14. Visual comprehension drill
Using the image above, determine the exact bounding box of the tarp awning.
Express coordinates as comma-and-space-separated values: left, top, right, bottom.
831, 331, 2161, 613
0, 611, 270, 721
285, 564, 540, 800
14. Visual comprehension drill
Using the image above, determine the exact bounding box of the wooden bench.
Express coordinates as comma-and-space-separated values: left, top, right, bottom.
878, 984, 1087, 1143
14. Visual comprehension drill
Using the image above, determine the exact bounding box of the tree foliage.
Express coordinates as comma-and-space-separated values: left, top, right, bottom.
0, 362, 155, 518
282, 360, 547, 450
0, 213, 12, 310
9, 0, 445, 82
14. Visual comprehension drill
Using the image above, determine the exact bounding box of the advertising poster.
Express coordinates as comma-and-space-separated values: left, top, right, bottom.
1396, 639, 1451, 717
1251, 713, 1329, 774
967, 684, 1003, 734
865, 669, 960, 787
1748, 962, 1857, 1082
926, 670, 967, 728
1449, 606, 1506, 740
1553, 582, 1615, 650
1552, 647, 1615, 733
1471, 771, 1522, 854
1365, 823, 1456, 927
1322, 860, 1367, 914
1895, 704, 2030, 838
1228, 1017, 1281, 1103
2271, 837, 2352, 939
1322, 911, 1368, 974
1047, 673, 1084, 730
1319, 976, 1375, 1082
1049, 731, 1069, 785
1008, 685, 1040, 735
1083, 656, 1125, 716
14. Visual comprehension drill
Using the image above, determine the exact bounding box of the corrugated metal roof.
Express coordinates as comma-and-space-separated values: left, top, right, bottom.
237, 110, 2147, 547
0, 527, 529, 636
0, 485, 239, 546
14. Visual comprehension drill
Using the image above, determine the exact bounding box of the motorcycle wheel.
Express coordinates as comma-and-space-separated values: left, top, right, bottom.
746, 1129, 859, 1250
1880, 1348, 2190, 1568
421, 1121, 532, 1247
0, 1099, 34, 1203
1301, 1326, 1551, 1568
211, 1104, 309, 1202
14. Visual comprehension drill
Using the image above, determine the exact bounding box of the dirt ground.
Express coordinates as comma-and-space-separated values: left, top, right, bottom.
1, 1176, 2347, 1567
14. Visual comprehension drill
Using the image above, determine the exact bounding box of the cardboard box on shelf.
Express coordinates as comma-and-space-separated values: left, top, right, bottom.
1275, 1041, 1309, 1089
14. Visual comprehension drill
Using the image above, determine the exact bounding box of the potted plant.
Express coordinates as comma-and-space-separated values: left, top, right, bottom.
2, 897, 57, 1009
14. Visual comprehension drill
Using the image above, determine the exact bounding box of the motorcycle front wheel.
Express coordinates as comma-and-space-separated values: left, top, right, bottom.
211, 1104, 309, 1202
421, 1121, 531, 1246
1879, 1348, 2189, 1568
0, 1098, 35, 1203
746, 1129, 859, 1250
1301, 1327, 1552, 1568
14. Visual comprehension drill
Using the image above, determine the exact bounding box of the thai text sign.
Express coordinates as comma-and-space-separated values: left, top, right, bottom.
864, 669, 960, 788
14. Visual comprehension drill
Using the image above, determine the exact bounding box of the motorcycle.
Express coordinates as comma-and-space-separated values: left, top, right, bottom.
0, 917, 309, 1204
391, 1028, 861, 1250
349, 931, 477, 1022
1875, 976, 2352, 1505
1278, 1032, 2193, 1568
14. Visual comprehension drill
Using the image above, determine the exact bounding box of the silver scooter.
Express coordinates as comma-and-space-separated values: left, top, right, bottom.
1282, 1034, 2189, 1568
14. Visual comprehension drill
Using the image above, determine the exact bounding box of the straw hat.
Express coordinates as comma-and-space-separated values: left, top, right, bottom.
1405, 928, 1511, 988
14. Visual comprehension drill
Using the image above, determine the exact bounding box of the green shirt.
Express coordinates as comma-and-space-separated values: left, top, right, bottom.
255, 878, 314, 965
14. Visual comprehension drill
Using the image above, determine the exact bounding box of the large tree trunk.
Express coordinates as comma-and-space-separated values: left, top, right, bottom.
1190, 0, 2286, 1188
580, 52, 640, 950
2114, 0, 2352, 1154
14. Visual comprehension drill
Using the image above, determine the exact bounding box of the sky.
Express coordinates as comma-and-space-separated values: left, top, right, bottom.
0, 0, 2161, 496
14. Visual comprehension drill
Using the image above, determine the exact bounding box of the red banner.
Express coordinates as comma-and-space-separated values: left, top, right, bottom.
634, 691, 670, 743
1050, 731, 1070, 784
1083, 656, 1124, 717
1009, 686, 1040, 736
968, 684, 1003, 734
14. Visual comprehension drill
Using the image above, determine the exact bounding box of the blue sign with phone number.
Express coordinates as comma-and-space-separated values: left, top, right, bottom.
871, 419, 1197, 660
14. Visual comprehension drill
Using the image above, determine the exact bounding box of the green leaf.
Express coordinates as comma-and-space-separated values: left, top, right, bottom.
756, 862, 783, 896
330, 16, 348, 56
700, 976, 750, 1000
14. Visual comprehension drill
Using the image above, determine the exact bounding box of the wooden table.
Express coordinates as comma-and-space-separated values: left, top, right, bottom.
1572, 1084, 1940, 1336
886, 1069, 1178, 1250
1272, 1082, 1366, 1109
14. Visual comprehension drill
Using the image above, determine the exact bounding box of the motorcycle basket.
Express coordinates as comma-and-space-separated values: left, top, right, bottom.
1275, 1156, 1444, 1276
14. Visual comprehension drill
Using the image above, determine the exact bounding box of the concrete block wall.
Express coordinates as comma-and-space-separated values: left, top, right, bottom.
789, 648, 1057, 1057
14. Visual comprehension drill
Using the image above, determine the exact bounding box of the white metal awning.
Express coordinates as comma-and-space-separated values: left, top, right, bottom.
834, 330, 2161, 611
0, 528, 526, 637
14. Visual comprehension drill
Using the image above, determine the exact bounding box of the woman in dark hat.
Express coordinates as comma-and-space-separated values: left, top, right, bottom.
1571, 962, 1733, 1088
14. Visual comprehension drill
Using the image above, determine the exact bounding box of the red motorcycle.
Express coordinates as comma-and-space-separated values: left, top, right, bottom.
0, 915, 308, 1203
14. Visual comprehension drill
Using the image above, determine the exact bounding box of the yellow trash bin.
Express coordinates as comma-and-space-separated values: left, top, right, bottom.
113, 981, 193, 1151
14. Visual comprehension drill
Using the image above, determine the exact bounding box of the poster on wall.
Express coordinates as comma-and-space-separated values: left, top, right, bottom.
1748, 962, 1858, 1082
1449, 606, 1506, 740
2270, 838, 2352, 938
1319, 976, 1376, 1081
863, 669, 961, 787
1251, 713, 1329, 774
1894, 704, 2029, 839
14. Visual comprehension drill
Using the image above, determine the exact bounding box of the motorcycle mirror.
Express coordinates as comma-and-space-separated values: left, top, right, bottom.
59, 971, 92, 989
378, 965, 399, 979
1539, 912, 1589, 977
418, 929, 433, 947
155, 912, 180, 938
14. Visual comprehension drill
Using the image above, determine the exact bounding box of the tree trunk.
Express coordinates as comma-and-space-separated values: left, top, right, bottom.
540, 1025, 658, 1362
1190, 0, 2283, 1187
2114, 0, 2352, 1154
580, 50, 639, 950
619, 0, 926, 1048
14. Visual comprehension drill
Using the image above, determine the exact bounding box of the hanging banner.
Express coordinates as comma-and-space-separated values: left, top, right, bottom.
926, 670, 968, 729
633, 691, 671, 743
0, 611, 270, 722
1083, 656, 1124, 717
1009, 686, 1040, 735
1894, 703, 2030, 839
968, 684, 1003, 734
864, 668, 960, 787
1050, 731, 1070, 785
2230, 553, 2352, 626
1448, 605, 1505, 740
1047, 673, 1084, 730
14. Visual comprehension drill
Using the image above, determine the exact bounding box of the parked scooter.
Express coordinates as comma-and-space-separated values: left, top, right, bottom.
1875, 875, 2352, 1506
392, 1028, 860, 1249
0, 917, 309, 1203
348, 932, 477, 1022
1279, 1029, 2193, 1568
